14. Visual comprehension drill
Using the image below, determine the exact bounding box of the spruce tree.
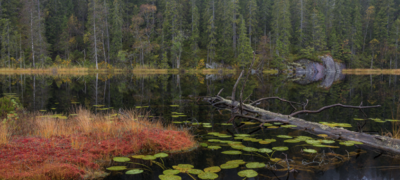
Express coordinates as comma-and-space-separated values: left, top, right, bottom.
110, 0, 123, 64
237, 16, 253, 68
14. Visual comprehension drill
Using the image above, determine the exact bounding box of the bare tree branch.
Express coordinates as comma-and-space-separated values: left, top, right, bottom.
251, 97, 302, 110
290, 103, 381, 116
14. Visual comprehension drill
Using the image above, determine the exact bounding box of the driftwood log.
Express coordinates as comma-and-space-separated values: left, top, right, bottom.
206, 95, 400, 157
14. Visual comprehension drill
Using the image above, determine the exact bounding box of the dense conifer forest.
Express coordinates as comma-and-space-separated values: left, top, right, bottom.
0, 0, 400, 69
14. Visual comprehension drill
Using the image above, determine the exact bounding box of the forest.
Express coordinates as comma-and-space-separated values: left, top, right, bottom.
0, 0, 400, 70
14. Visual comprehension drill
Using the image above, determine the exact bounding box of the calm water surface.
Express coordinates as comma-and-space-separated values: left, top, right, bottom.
1, 73, 400, 180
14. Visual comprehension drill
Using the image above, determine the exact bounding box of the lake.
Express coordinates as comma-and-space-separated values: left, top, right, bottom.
1, 72, 399, 180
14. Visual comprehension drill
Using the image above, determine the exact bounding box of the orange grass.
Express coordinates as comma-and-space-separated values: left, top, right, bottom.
0, 124, 8, 145
0, 108, 197, 180
342, 69, 400, 75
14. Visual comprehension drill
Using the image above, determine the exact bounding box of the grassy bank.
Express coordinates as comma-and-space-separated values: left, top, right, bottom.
342, 69, 400, 75
0, 108, 197, 180
0, 67, 237, 75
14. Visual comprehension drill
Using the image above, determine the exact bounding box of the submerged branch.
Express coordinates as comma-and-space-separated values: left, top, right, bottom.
290, 103, 381, 117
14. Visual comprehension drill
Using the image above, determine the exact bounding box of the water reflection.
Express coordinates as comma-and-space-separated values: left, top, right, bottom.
1, 73, 400, 179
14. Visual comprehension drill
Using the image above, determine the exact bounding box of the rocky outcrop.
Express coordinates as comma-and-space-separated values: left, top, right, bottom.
288, 55, 345, 88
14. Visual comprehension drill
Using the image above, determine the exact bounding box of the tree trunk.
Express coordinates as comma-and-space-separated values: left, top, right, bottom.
206, 96, 400, 156
93, 0, 98, 69
31, 9, 35, 68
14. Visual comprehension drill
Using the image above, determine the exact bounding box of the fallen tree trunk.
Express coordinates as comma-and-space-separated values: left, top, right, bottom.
206, 96, 400, 157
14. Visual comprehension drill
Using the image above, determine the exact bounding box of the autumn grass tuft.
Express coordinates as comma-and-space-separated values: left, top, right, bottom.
0, 124, 8, 145
0, 107, 196, 180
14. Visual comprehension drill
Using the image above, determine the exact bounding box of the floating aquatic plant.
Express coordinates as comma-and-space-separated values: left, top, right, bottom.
258, 148, 273, 153
142, 155, 156, 160
163, 169, 180, 175
154, 153, 169, 158
226, 160, 246, 165
221, 150, 242, 155
220, 163, 239, 169
159, 174, 181, 180
207, 146, 221, 150
198, 172, 218, 180
113, 157, 131, 162
188, 169, 203, 174
303, 149, 317, 153
284, 139, 301, 143
238, 170, 258, 178
246, 162, 266, 168
272, 147, 288, 151
126, 169, 144, 175
204, 166, 221, 173
242, 147, 259, 152
106, 166, 127, 171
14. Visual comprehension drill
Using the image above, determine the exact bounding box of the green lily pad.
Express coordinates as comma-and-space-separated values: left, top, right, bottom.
284, 139, 301, 143
218, 135, 232, 138
220, 140, 233, 144
306, 140, 321, 145
354, 118, 366, 121
313, 144, 328, 147
258, 148, 273, 153
336, 123, 352, 127
188, 169, 203, 175
263, 123, 273, 126
203, 125, 212, 128
295, 136, 313, 141
200, 143, 208, 147
267, 126, 279, 129
220, 123, 232, 125
303, 149, 317, 153
226, 160, 246, 165
208, 139, 221, 142
242, 147, 259, 152
238, 170, 258, 178
321, 140, 335, 144
221, 150, 242, 155
274, 122, 283, 125
198, 172, 218, 179
208, 146, 221, 150
339, 142, 354, 146
126, 169, 144, 175
220, 163, 239, 169
163, 169, 180, 175
113, 157, 130, 162
234, 134, 251, 137
132, 155, 145, 159
106, 166, 127, 171
154, 153, 169, 158
159, 175, 181, 180
281, 125, 297, 128
204, 166, 221, 173
142, 155, 156, 160
259, 141, 272, 144
272, 146, 289, 151
172, 121, 183, 124
230, 144, 245, 149
346, 140, 363, 145
246, 162, 266, 168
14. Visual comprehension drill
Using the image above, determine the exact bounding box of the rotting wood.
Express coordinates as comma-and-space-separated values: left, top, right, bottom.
205, 96, 400, 157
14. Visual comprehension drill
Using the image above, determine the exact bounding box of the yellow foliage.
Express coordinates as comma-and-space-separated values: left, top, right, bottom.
196, 59, 205, 70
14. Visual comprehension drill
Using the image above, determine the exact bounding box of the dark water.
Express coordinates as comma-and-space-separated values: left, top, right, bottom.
1, 73, 400, 180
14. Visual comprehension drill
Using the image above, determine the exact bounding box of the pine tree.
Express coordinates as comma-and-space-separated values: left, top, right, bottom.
237, 16, 253, 68
246, 0, 257, 46
203, 0, 217, 65
271, 0, 291, 60
189, 0, 200, 65
110, 0, 123, 64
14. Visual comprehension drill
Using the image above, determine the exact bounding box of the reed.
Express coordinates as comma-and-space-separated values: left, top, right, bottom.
0, 124, 8, 145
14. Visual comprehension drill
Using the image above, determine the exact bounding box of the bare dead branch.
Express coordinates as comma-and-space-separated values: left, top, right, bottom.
251, 97, 302, 110
290, 103, 381, 117
228, 114, 290, 124
231, 70, 244, 103
239, 52, 256, 115
217, 88, 224, 96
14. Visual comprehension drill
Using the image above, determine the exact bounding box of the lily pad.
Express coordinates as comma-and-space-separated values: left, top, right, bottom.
163, 169, 180, 175
303, 149, 317, 153
198, 172, 218, 180
220, 123, 232, 126
246, 162, 266, 168
306, 140, 321, 145
218, 135, 232, 138
154, 153, 169, 158
317, 134, 328, 138
188, 169, 203, 175
204, 166, 221, 173
132, 155, 145, 159
200, 143, 208, 147
281, 125, 297, 128
220, 163, 239, 169
106, 166, 127, 171
259, 148, 273, 153
272, 146, 289, 151
354, 118, 366, 121
270, 158, 282, 162
208, 146, 221, 150
238, 170, 258, 178
313, 144, 328, 147
267, 126, 279, 129
126, 169, 144, 175
321, 140, 335, 144
226, 160, 246, 165
339, 142, 354, 146
242, 147, 259, 152
259, 141, 272, 144
142, 155, 156, 160
346, 140, 363, 145
222, 150, 242, 155
231, 144, 245, 149
159, 175, 182, 180
208, 139, 221, 142
284, 139, 301, 143
234, 134, 251, 137
113, 157, 130, 162
295, 136, 313, 141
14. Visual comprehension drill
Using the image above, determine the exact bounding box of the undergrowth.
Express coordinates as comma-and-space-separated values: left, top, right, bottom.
0, 108, 196, 180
